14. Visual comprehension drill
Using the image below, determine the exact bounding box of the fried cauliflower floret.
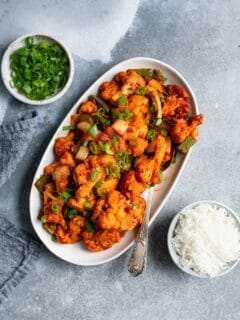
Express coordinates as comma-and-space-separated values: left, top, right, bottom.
127, 95, 149, 117
44, 161, 60, 175
171, 114, 204, 144
128, 137, 148, 157
54, 132, 75, 157
135, 155, 156, 184
55, 216, 86, 244
60, 151, 76, 168
125, 95, 150, 140
119, 170, 146, 200
146, 79, 164, 94
136, 135, 167, 184
82, 230, 121, 252
100, 71, 146, 104
162, 96, 190, 118
80, 100, 97, 114
43, 201, 66, 227
126, 120, 148, 141
99, 81, 119, 102
54, 165, 71, 194
73, 163, 89, 186
87, 154, 117, 168
162, 136, 173, 165
93, 190, 145, 232
115, 70, 146, 96
95, 178, 119, 196
68, 184, 96, 212
105, 127, 127, 151
166, 84, 189, 99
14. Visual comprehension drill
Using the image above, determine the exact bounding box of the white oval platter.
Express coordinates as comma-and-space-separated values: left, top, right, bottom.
29, 57, 199, 266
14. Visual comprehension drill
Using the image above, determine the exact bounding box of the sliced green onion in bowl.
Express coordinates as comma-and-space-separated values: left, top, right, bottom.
1, 34, 74, 105
9, 36, 70, 101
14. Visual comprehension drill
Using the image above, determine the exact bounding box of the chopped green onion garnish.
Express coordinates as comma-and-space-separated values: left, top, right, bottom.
149, 104, 155, 112
38, 41, 48, 49
106, 164, 121, 178
163, 76, 168, 82
83, 140, 89, 147
134, 69, 153, 81
98, 141, 113, 154
82, 210, 88, 216
118, 94, 127, 106
88, 124, 99, 137
177, 137, 196, 154
23, 84, 32, 94
26, 36, 34, 47
131, 204, 139, 210
67, 209, 78, 219
51, 234, 58, 242
105, 144, 113, 154
96, 107, 110, 126
147, 129, 156, 141
86, 220, 95, 233
115, 151, 133, 171
112, 135, 118, 147
63, 125, 77, 131
94, 180, 103, 189
160, 97, 166, 103
118, 109, 133, 120
83, 201, 93, 209
40, 215, 47, 223
136, 86, 147, 96
159, 171, 164, 180
89, 143, 98, 155
91, 168, 99, 181
59, 190, 72, 200
63, 206, 69, 217
51, 203, 59, 214
98, 141, 105, 152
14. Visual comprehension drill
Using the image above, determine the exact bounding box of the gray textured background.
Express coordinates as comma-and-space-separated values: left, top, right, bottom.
0, 0, 240, 319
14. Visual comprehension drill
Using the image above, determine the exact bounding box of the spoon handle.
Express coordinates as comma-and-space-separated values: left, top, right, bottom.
128, 188, 154, 276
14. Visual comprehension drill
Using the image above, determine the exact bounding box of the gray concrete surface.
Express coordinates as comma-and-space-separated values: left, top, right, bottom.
0, 0, 240, 319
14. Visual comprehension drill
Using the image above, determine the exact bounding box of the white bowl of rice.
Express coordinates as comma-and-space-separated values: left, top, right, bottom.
168, 201, 240, 278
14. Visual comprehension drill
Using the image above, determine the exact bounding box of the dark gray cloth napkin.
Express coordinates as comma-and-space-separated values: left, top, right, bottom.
0, 111, 41, 305
0, 216, 41, 304
0, 111, 38, 187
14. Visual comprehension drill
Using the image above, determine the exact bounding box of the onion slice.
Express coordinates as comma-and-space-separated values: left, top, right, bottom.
76, 146, 89, 160
112, 119, 128, 135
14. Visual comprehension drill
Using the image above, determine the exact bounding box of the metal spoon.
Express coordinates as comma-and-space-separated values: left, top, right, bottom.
128, 187, 154, 276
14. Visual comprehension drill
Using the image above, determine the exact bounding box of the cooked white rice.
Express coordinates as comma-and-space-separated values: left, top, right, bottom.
172, 203, 240, 277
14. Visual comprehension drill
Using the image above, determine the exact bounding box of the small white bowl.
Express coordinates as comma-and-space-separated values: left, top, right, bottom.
168, 200, 240, 278
1, 33, 74, 105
